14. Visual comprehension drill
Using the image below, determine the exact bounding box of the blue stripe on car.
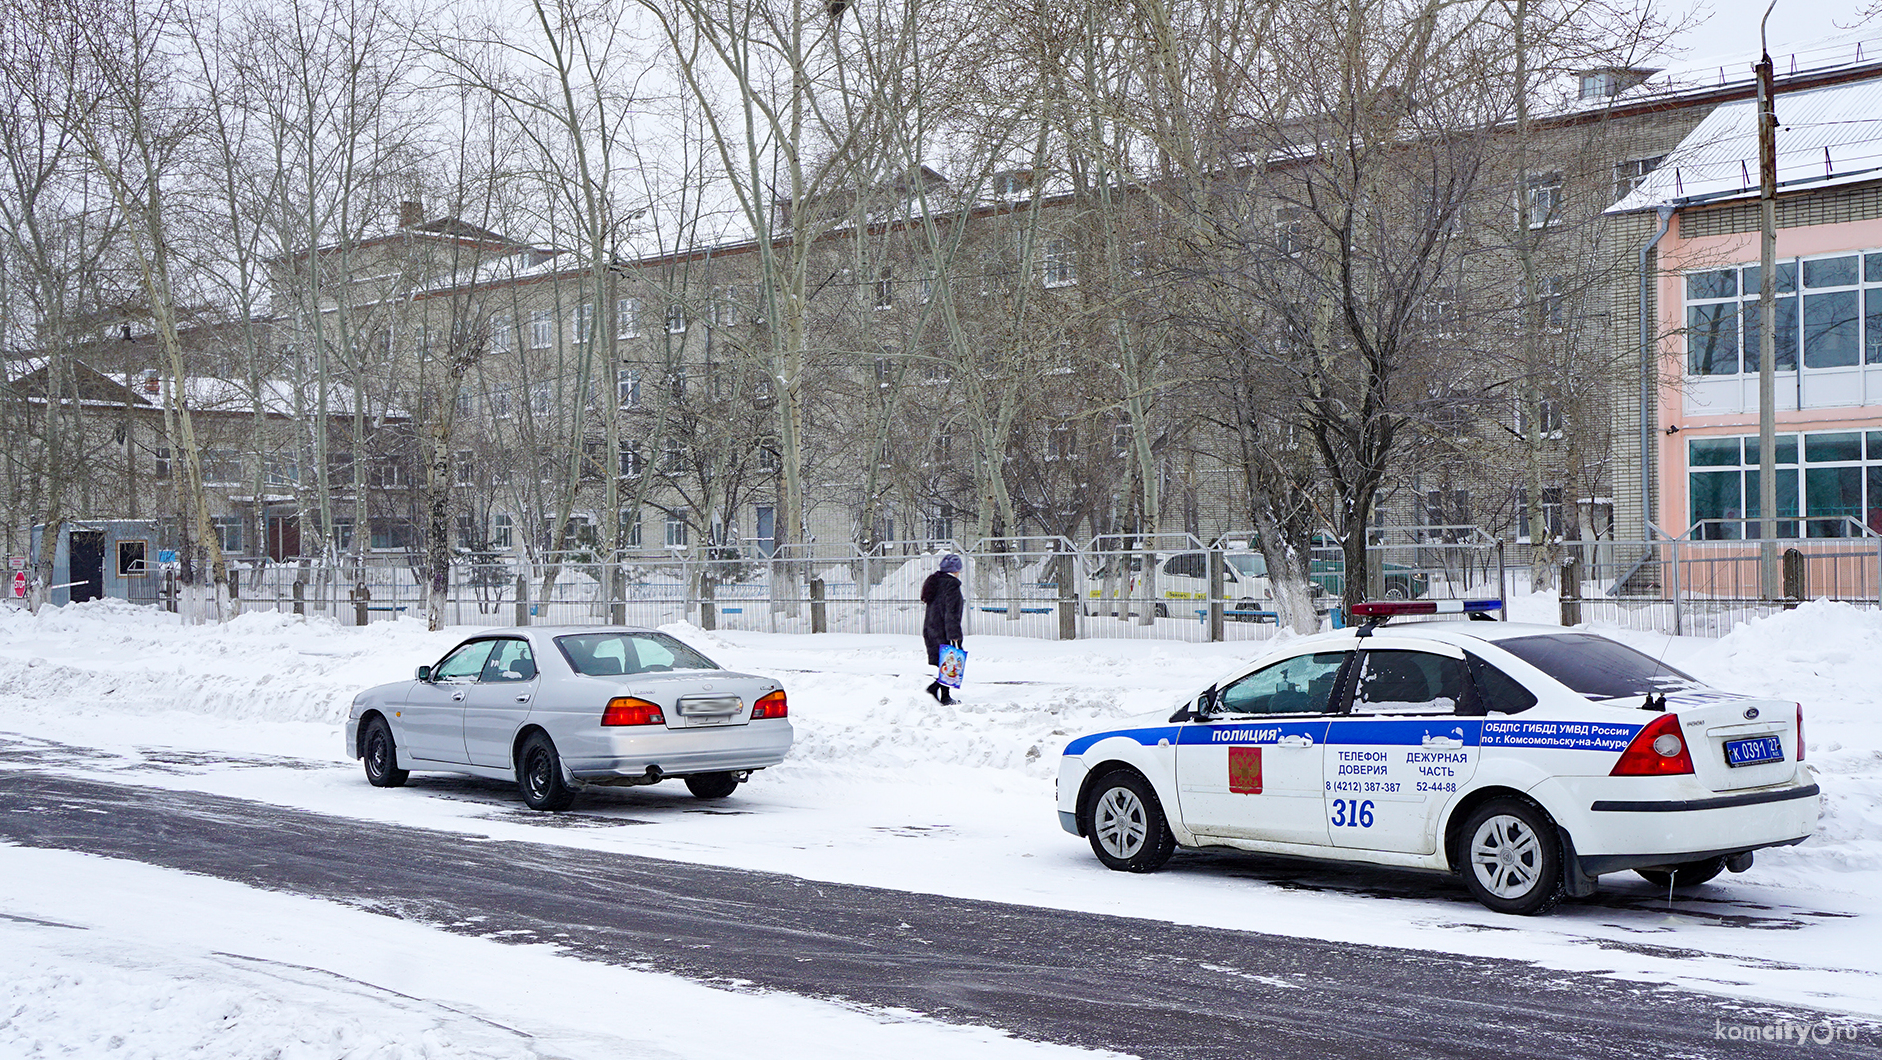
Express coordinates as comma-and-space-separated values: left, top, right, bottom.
1062, 727, 1179, 756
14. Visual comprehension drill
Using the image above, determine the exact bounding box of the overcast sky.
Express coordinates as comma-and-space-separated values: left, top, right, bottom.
1666, 0, 1876, 70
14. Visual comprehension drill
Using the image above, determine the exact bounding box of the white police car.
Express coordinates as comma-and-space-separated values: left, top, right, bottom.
1056, 601, 1820, 914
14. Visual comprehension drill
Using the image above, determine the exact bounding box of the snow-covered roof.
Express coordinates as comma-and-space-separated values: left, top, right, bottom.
1610, 68, 1882, 213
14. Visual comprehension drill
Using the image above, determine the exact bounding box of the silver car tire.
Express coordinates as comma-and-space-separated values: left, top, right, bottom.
684, 772, 740, 799
1082, 770, 1175, 873
1460, 798, 1564, 916
517, 732, 575, 812
362, 717, 408, 788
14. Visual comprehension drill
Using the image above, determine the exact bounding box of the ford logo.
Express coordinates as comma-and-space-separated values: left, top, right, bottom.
1743, 706, 1760, 720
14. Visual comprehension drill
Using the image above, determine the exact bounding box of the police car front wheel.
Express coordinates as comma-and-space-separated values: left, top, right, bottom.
1083, 770, 1175, 873
1460, 799, 1565, 915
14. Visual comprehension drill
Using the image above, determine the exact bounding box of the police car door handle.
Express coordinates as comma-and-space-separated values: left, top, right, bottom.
1277, 735, 1314, 747
1422, 735, 1463, 749
452, 691, 467, 702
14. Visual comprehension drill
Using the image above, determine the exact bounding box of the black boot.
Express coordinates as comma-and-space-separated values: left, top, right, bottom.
938, 686, 954, 705
925, 681, 942, 702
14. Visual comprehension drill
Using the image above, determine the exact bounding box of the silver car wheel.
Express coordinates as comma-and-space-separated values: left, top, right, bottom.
1469, 813, 1543, 899
1093, 784, 1149, 860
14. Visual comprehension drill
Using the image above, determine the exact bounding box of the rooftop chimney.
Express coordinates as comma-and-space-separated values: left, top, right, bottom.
121, 323, 132, 340
399, 200, 423, 228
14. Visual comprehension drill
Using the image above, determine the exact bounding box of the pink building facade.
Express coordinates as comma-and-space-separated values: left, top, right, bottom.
1630, 74, 1882, 542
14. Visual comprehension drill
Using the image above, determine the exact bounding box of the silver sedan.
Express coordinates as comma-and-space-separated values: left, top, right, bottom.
344, 626, 793, 810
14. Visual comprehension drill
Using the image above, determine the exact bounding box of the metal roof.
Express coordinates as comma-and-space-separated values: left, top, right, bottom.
1611, 72, 1882, 213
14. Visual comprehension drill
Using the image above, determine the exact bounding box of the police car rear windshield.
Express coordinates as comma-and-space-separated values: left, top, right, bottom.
1495, 634, 1701, 701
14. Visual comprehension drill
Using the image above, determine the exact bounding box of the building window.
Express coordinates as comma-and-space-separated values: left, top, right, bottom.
455, 391, 474, 417
368, 458, 410, 488
203, 448, 243, 484
620, 508, 642, 548
1113, 424, 1132, 457
1531, 275, 1568, 329
1690, 430, 1882, 538
754, 505, 776, 556
573, 303, 594, 343
370, 518, 414, 551
1046, 423, 1076, 461
617, 298, 640, 339
1524, 173, 1562, 228
491, 315, 513, 350
619, 443, 643, 477
1512, 487, 1563, 543
211, 515, 243, 554
491, 388, 515, 418
1275, 205, 1308, 256
618, 368, 641, 407
455, 451, 475, 487
414, 324, 431, 358
667, 369, 685, 404
1419, 286, 1460, 335
1682, 257, 1860, 378
494, 513, 514, 549
874, 267, 894, 309
873, 356, 893, 387
526, 312, 551, 350
456, 514, 476, 548
153, 446, 171, 479
924, 505, 953, 542
118, 540, 147, 577
664, 511, 688, 547
665, 303, 686, 334
662, 440, 685, 473
264, 454, 299, 487
1042, 238, 1077, 287
1613, 155, 1665, 200
530, 381, 554, 417
1515, 398, 1565, 440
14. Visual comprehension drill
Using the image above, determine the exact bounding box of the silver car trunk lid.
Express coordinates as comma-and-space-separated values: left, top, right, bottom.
620, 672, 779, 729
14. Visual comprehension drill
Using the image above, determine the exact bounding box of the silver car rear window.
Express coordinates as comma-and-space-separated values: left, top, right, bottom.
555, 632, 721, 676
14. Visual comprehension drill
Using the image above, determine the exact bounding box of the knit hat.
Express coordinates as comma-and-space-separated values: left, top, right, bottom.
938, 553, 963, 573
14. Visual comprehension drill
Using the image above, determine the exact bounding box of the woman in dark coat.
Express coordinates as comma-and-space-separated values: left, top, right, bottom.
920, 553, 965, 704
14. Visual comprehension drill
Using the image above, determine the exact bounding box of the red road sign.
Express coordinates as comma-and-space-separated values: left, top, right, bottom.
11, 571, 24, 598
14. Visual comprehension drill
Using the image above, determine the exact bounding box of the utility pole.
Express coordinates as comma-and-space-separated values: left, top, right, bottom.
1756, 4, 1779, 597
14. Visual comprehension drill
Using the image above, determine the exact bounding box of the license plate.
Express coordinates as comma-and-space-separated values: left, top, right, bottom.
1724, 735, 1784, 767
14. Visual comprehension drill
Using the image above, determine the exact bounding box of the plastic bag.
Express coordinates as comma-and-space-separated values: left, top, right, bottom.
936, 644, 967, 688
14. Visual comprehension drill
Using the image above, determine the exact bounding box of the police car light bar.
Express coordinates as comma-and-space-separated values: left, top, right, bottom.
1348, 599, 1503, 618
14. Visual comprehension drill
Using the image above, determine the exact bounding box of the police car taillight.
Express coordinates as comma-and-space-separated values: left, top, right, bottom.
602, 697, 665, 726
1797, 703, 1805, 761
751, 689, 789, 720
1609, 712, 1694, 776
1348, 599, 1502, 618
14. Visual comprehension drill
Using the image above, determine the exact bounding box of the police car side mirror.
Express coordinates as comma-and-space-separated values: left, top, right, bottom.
1174, 684, 1218, 722
416, 665, 432, 682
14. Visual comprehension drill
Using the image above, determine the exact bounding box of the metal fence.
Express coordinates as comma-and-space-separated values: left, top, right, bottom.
208, 526, 1882, 640
218, 533, 1507, 642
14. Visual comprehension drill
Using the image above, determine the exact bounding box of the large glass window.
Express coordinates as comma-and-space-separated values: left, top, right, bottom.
1684, 254, 1882, 379
1688, 429, 1882, 537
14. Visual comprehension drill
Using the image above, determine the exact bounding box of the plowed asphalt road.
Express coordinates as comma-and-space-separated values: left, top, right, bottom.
0, 770, 1873, 1059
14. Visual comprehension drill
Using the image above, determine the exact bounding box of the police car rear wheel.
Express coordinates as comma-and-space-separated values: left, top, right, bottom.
1461, 799, 1564, 915
1084, 771, 1175, 873
1635, 856, 1726, 890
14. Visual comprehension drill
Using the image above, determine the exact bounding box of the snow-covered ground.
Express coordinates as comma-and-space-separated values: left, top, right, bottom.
1, 595, 1879, 1054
